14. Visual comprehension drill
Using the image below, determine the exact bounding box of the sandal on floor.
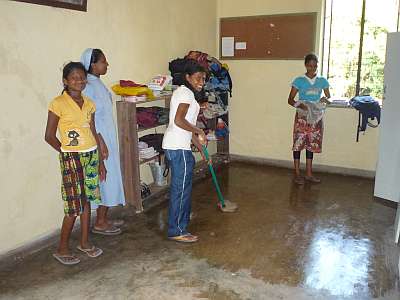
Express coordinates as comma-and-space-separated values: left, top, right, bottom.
168, 234, 198, 243
305, 176, 321, 183
92, 226, 121, 236
52, 253, 80, 265
294, 176, 305, 185
111, 219, 125, 227
76, 245, 103, 258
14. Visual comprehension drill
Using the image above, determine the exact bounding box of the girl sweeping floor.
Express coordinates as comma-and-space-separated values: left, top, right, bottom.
162, 60, 207, 243
45, 62, 105, 265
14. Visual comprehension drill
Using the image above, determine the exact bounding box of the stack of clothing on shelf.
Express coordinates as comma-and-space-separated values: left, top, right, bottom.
138, 141, 158, 160
136, 106, 169, 129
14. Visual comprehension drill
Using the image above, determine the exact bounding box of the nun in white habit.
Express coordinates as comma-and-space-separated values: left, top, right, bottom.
81, 48, 125, 235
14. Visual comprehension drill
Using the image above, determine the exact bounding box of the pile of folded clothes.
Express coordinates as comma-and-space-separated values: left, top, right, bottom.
138, 141, 158, 160
136, 106, 169, 129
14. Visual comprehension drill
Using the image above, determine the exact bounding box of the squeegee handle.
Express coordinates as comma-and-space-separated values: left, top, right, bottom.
202, 145, 225, 207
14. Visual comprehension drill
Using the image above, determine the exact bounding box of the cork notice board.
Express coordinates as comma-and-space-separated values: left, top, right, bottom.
220, 13, 317, 60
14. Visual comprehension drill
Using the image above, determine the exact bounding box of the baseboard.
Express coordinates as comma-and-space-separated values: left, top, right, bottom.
0, 212, 99, 268
229, 154, 376, 179
0, 229, 60, 268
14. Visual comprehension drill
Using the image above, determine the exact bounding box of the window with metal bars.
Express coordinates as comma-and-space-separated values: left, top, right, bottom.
322, 0, 400, 100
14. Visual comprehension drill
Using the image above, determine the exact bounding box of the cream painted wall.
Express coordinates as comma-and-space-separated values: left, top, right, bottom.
218, 0, 379, 172
0, 0, 216, 254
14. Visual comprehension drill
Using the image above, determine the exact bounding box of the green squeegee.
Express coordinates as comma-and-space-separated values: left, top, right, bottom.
202, 145, 238, 213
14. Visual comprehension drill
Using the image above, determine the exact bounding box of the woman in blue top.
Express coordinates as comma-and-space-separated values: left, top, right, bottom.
81, 48, 125, 235
287, 53, 331, 185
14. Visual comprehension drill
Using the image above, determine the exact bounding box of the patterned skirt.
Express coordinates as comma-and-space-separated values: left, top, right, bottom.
292, 113, 323, 153
59, 149, 101, 216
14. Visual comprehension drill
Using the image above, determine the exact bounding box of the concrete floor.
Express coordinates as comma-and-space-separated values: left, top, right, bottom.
0, 162, 399, 300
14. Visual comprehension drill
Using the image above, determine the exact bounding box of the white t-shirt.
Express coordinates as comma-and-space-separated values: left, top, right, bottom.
162, 85, 200, 150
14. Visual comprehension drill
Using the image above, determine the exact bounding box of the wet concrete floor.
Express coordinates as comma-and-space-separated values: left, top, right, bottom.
0, 162, 399, 299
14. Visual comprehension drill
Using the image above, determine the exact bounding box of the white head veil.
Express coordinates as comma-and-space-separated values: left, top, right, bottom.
80, 48, 94, 71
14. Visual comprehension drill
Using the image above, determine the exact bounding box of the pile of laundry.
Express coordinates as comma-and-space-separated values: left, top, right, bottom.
168, 50, 232, 143
169, 50, 232, 119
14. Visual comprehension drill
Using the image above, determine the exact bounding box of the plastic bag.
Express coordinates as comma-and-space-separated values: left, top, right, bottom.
149, 162, 168, 186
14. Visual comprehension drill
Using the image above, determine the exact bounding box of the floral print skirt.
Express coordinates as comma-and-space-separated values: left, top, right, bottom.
292, 113, 323, 153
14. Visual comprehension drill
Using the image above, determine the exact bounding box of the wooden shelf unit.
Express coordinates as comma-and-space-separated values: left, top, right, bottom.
116, 93, 229, 212
116, 95, 171, 211
138, 123, 168, 132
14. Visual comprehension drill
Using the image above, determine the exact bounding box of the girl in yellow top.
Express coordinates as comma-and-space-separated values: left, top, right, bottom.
45, 62, 106, 265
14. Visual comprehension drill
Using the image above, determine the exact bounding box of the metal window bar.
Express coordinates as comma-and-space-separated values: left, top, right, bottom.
324, 0, 398, 141
355, 0, 367, 142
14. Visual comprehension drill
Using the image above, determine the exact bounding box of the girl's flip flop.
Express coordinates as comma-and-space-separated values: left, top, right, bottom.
111, 219, 125, 227
294, 176, 305, 185
304, 176, 321, 183
76, 245, 103, 258
168, 234, 198, 243
92, 226, 121, 236
52, 253, 80, 265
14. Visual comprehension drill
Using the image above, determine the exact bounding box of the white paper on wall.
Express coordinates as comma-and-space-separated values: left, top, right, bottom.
235, 42, 247, 50
221, 37, 234, 56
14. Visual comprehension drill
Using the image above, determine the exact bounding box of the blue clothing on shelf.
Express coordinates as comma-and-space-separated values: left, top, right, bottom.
350, 95, 381, 132
83, 74, 126, 208
292, 75, 330, 102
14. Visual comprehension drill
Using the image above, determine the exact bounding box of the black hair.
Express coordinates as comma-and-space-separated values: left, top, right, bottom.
62, 61, 87, 94
304, 53, 318, 64
88, 49, 104, 74
182, 59, 207, 102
